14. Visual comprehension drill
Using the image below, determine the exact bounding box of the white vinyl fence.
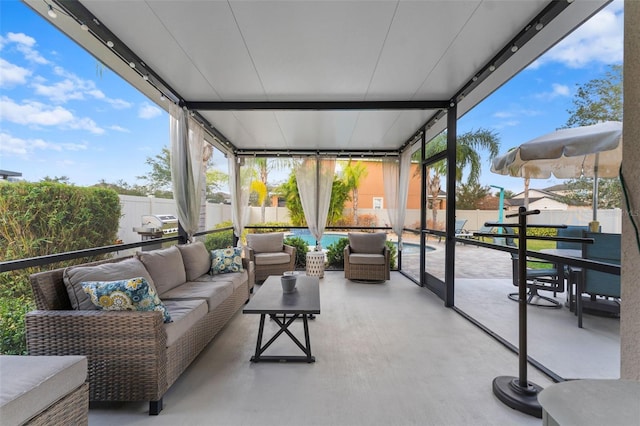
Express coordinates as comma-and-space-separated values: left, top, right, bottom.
118, 195, 622, 244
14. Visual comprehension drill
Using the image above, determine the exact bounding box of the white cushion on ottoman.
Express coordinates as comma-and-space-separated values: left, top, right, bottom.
0, 355, 87, 426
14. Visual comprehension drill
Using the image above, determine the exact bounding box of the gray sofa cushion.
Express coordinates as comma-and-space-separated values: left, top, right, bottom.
161, 281, 233, 312
177, 242, 211, 281
138, 245, 187, 296
63, 258, 155, 310
348, 232, 386, 254
194, 271, 247, 291
0, 355, 87, 426
246, 232, 284, 253
163, 299, 208, 347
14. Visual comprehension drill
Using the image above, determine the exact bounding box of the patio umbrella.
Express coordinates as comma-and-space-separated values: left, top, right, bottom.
490, 121, 622, 222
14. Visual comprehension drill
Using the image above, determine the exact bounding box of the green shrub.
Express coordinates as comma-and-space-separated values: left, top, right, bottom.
284, 236, 309, 268
0, 182, 120, 354
0, 296, 33, 355
204, 221, 234, 250
246, 222, 290, 234
326, 237, 349, 268
386, 240, 398, 269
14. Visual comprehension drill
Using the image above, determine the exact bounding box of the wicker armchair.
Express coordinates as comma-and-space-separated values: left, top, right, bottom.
244, 232, 296, 283
344, 232, 390, 282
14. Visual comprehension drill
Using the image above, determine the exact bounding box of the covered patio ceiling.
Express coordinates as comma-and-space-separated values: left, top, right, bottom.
26, 0, 609, 156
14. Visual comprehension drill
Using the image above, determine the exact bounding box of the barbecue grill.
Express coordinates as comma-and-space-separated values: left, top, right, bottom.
133, 214, 179, 250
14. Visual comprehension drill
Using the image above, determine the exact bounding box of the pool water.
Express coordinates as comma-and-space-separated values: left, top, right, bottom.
286, 232, 432, 254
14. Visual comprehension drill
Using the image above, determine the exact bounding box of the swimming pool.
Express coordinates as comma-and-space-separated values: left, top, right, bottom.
286, 232, 432, 254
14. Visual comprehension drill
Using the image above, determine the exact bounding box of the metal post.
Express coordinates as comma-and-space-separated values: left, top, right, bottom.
491, 206, 543, 418
517, 207, 528, 386
445, 103, 457, 307
490, 184, 504, 234
419, 129, 427, 288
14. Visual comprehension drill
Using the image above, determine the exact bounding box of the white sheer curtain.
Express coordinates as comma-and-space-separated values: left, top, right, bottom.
295, 157, 335, 251
228, 154, 251, 246
169, 103, 204, 242
383, 149, 412, 250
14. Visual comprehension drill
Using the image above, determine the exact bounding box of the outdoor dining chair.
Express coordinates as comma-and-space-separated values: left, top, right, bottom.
500, 227, 564, 308
571, 231, 621, 328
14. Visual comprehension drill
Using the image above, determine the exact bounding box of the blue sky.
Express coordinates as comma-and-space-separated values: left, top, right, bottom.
0, 0, 623, 193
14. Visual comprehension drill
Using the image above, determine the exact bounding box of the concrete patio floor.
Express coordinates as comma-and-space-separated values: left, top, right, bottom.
400, 238, 620, 380
89, 271, 553, 425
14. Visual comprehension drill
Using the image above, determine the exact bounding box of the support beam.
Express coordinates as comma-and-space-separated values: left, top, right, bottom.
445, 103, 457, 308
185, 100, 449, 111
420, 129, 427, 288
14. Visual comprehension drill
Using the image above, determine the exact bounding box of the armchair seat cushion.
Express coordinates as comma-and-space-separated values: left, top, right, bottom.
254, 252, 291, 266
348, 253, 386, 265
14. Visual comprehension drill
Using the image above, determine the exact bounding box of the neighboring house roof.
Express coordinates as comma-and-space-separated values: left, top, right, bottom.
543, 183, 570, 192
512, 188, 564, 199
0, 170, 22, 180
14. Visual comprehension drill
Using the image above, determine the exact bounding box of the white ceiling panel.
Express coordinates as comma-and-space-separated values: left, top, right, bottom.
230, 1, 398, 100
26, 0, 610, 154
365, 1, 480, 100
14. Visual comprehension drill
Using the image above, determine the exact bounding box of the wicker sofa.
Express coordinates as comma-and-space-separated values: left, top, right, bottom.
26, 242, 254, 415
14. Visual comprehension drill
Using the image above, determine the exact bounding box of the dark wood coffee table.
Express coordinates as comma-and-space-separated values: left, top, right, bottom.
243, 275, 320, 363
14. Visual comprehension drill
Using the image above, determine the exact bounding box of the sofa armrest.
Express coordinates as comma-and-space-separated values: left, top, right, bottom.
283, 244, 296, 257
242, 258, 255, 290
26, 310, 167, 401
283, 244, 296, 269
243, 246, 255, 262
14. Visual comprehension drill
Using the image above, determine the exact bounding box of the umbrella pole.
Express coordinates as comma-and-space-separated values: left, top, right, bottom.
591, 153, 600, 231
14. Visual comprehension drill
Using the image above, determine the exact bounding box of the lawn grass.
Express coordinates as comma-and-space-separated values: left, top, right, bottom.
515, 239, 556, 269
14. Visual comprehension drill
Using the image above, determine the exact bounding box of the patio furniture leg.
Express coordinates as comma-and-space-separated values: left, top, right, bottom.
149, 398, 163, 415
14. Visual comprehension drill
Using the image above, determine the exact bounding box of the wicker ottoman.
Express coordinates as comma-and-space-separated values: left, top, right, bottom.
0, 355, 88, 426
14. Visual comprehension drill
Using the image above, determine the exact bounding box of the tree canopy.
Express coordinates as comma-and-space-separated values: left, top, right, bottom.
565, 64, 622, 127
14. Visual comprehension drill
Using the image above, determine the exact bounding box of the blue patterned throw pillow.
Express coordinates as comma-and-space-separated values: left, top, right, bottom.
210, 247, 243, 275
81, 277, 172, 323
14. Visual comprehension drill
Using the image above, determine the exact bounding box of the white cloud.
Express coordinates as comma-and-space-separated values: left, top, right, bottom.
0, 96, 104, 134
138, 102, 162, 119
493, 111, 513, 119
534, 83, 571, 101
32, 79, 85, 103
529, 1, 623, 69
109, 125, 130, 133
493, 120, 520, 130
106, 98, 132, 109
493, 108, 543, 119
0, 58, 32, 87
0, 131, 87, 156
6, 32, 48, 65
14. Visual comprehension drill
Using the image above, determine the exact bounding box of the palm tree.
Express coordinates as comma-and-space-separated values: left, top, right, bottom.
341, 160, 368, 225
252, 158, 291, 222
416, 128, 501, 227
